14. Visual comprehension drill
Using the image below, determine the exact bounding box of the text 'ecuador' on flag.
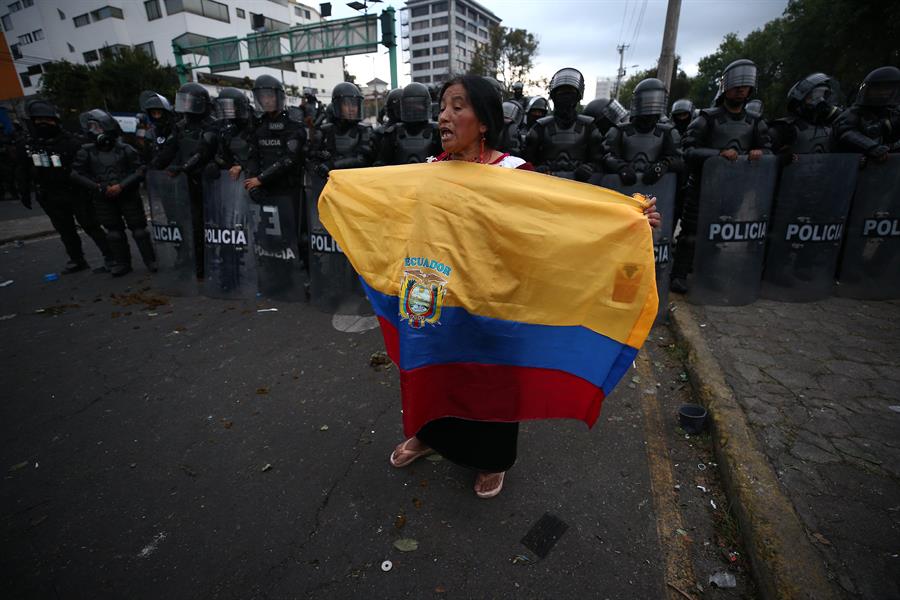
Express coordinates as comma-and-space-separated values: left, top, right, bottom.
319, 161, 658, 437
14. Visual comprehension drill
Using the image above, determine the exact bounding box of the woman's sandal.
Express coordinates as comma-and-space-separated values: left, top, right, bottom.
474, 471, 505, 499
389, 437, 434, 468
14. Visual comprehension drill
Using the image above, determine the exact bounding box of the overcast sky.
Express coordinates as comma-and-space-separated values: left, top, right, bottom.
338, 0, 788, 95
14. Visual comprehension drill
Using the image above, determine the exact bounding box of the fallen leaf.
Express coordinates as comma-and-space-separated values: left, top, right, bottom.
256, 387, 269, 395
221, 420, 233, 429
412, 498, 423, 509
812, 532, 831, 546
393, 538, 419, 552
434, 585, 447, 593
394, 514, 407, 530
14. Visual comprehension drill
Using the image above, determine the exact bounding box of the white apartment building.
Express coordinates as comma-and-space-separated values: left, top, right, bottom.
0, 0, 344, 102
594, 77, 614, 101
400, 0, 500, 85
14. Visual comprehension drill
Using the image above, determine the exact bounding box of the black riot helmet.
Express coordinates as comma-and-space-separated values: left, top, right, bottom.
512, 81, 524, 98
502, 101, 523, 125
385, 88, 403, 124
331, 82, 363, 123
855, 66, 900, 108
253, 74, 286, 113
549, 68, 585, 99
787, 73, 839, 122
549, 68, 585, 123
525, 96, 549, 124
139, 90, 173, 115
715, 59, 757, 105
670, 98, 694, 118
26, 99, 61, 139
400, 82, 431, 123
79, 108, 120, 148
583, 98, 628, 126
631, 78, 668, 116
174, 82, 210, 115
215, 87, 251, 121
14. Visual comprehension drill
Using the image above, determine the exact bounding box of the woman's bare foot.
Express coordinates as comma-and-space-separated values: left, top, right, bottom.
474, 471, 506, 498
389, 437, 434, 467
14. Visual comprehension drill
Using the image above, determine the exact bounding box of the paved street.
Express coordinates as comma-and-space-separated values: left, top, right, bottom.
1, 230, 751, 599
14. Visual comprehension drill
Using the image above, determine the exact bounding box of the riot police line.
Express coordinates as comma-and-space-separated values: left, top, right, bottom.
13, 62, 900, 314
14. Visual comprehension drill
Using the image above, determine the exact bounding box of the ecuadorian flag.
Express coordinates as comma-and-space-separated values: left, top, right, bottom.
319, 162, 658, 437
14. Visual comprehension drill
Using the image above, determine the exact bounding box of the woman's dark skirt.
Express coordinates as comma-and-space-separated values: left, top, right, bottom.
416, 417, 519, 472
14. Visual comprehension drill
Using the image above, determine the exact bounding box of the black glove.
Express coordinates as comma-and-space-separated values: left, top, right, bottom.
20, 192, 32, 209
202, 163, 220, 180
618, 165, 637, 186
642, 161, 666, 185
314, 150, 332, 162
574, 163, 594, 182
313, 163, 330, 179
867, 145, 889, 161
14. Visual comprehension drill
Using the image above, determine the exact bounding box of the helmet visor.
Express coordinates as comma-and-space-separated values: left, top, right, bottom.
601, 99, 628, 124
632, 89, 667, 116
502, 102, 522, 123
254, 88, 285, 112
723, 64, 757, 91
215, 98, 247, 120
859, 81, 900, 107
175, 92, 207, 114
400, 96, 429, 122
335, 96, 362, 121
804, 86, 831, 105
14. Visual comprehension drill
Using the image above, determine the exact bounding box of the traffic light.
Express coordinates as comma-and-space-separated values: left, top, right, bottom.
379, 10, 395, 48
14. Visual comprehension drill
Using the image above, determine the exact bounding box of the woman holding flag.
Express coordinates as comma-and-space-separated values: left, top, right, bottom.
386, 75, 661, 498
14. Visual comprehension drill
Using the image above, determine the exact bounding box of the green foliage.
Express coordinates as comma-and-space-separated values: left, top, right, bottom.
469, 25, 540, 92
616, 56, 691, 109
40, 48, 179, 119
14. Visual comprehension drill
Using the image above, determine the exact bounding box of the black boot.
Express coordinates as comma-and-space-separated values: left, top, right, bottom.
106, 229, 132, 277
63, 259, 89, 274
132, 227, 158, 272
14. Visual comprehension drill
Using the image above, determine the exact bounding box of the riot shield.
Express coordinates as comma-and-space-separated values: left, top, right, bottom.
252, 192, 305, 302
600, 173, 677, 323
202, 170, 258, 300
687, 155, 778, 306
836, 153, 900, 300
761, 154, 858, 302
306, 170, 372, 315
147, 169, 198, 296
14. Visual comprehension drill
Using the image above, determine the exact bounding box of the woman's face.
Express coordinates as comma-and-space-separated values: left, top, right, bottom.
438, 84, 486, 155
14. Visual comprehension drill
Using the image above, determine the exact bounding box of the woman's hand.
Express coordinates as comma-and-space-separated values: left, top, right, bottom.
643, 196, 661, 229
244, 177, 262, 191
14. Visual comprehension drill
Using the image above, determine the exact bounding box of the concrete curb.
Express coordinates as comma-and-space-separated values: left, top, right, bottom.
668, 297, 839, 600
0, 228, 57, 245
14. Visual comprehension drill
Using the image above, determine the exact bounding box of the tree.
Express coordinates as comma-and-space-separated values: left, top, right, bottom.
469, 25, 540, 92
40, 48, 179, 119
344, 69, 356, 84
617, 56, 691, 110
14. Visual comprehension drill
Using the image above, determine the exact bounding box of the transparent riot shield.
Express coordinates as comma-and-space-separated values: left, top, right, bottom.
761, 154, 859, 302
306, 170, 372, 315
251, 192, 305, 302
147, 169, 198, 296
202, 170, 258, 300
687, 155, 778, 306
600, 172, 677, 323
836, 153, 900, 300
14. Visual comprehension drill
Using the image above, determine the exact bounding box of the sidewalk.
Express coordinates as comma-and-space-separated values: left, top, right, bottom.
0, 199, 55, 245
670, 296, 900, 600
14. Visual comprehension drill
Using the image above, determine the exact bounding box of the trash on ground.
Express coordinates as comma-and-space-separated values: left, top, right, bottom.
394, 514, 407, 530
393, 538, 419, 552
257, 308, 278, 312
812, 532, 831, 545
425, 454, 444, 463
696, 485, 707, 493
0, 313, 16, 321
708, 571, 737, 588
510, 554, 532, 565
256, 387, 269, 395
889, 406, 900, 414
369, 351, 392, 369
319, 425, 329, 431
221, 419, 233, 429
0, 279, 13, 287
9, 461, 28, 472
380, 560, 392, 572
521, 512, 569, 559
261, 463, 272, 472
43, 273, 59, 282
697, 463, 707, 471
710, 499, 718, 510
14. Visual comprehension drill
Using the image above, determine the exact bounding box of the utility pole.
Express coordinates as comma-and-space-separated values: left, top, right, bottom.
656, 0, 682, 93
613, 44, 629, 100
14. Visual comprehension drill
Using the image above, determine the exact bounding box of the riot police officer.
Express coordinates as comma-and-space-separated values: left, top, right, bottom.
834, 66, 900, 161
154, 82, 218, 278
510, 81, 527, 110
498, 100, 525, 155
213, 87, 255, 179
0, 126, 18, 201
19, 99, 112, 273
245, 75, 306, 197
523, 96, 549, 131
70, 109, 154, 277
311, 83, 374, 177
582, 97, 629, 137
669, 98, 695, 139
373, 87, 403, 161
770, 73, 842, 157
604, 78, 680, 186
524, 68, 605, 181
375, 82, 441, 165
670, 58, 771, 294
139, 90, 175, 165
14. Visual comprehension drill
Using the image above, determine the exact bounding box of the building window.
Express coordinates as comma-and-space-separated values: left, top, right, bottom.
19, 72, 31, 87
67, 42, 75, 52
73, 13, 90, 27
431, 16, 447, 26
433, 45, 448, 55
432, 59, 448, 69
455, 16, 464, 27
135, 41, 156, 58
236, 7, 245, 18
432, 30, 448, 40
467, 22, 476, 33
304, 9, 310, 19
410, 6, 428, 17
9, 42, 20, 58
83, 49, 99, 62
1, 14, 10, 31
31, 28, 41, 40
411, 19, 428, 31
99, 44, 129, 60
412, 34, 429, 43
165, 0, 229, 23
456, 46, 466, 57
455, 31, 465, 42
90, 6, 125, 22
57, 8, 65, 19
23, 0, 32, 6
8, 2, 20, 13
145, 0, 161, 20
412, 75, 430, 83
411, 62, 430, 71
17, 31, 32, 45
412, 48, 430, 57
431, 1, 447, 13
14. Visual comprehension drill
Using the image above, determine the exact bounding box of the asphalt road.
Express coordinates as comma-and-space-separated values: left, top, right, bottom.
1, 235, 750, 599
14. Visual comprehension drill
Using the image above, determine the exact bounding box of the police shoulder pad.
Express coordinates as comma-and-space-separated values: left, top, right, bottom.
535, 115, 555, 127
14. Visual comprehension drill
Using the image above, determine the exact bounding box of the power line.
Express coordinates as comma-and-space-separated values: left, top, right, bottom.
628, 0, 648, 57
617, 0, 632, 46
